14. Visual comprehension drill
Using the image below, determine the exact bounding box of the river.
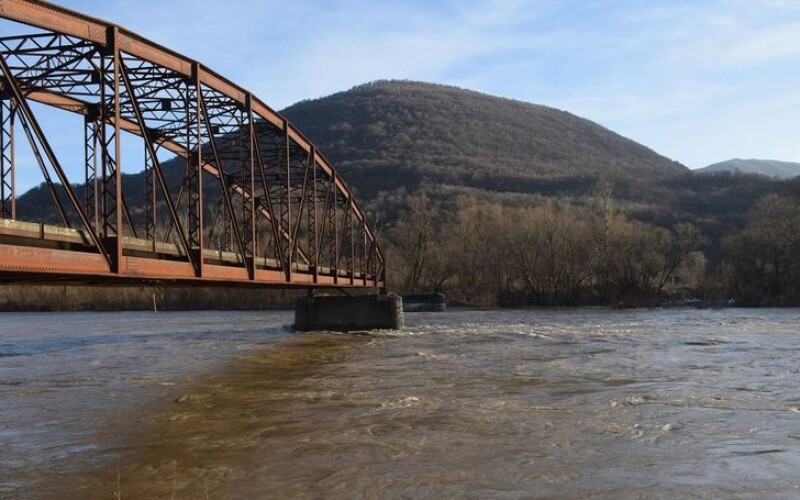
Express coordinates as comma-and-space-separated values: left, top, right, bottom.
1, 308, 800, 499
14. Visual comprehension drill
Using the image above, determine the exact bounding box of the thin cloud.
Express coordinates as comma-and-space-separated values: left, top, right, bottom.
0, 0, 799, 185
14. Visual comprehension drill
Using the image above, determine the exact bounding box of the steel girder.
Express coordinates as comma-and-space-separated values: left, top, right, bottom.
0, 0, 384, 289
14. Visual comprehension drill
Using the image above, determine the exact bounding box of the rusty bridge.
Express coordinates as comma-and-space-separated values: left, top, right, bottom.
0, 0, 385, 290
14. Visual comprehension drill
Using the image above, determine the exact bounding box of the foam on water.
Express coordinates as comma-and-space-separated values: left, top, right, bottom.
3, 308, 800, 498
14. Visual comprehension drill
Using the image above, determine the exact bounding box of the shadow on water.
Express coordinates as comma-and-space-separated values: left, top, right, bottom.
47, 332, 372, 500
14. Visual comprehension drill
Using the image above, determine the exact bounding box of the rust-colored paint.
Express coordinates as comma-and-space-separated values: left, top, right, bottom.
0, 1, 385, 290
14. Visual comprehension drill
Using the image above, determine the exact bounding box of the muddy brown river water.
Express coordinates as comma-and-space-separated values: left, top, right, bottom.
2, 308, 800, 499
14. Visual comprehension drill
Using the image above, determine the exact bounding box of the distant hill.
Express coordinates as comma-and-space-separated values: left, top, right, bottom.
14, 80, 790, 265
282, 80, 688, 201
695, 159, 800, 179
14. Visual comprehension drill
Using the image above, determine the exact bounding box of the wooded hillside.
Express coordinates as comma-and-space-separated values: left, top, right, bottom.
11, 80, 797, 306
282, 80, 687, 204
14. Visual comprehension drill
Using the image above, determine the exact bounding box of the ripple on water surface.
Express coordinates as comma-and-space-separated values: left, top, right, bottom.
2, 308, 800, 498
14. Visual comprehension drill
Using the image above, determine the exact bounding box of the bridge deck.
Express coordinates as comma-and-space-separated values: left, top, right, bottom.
0, 220, 375, 288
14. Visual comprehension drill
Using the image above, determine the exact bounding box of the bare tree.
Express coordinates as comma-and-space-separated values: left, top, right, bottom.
388, 194, 442, 293
655, 223, 707, 295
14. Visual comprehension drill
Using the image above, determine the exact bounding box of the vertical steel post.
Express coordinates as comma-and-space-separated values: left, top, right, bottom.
283, 123, 291, 282
311, 148, 319, 283
99, 27, 124, 271
84, 109, 98, 231
331, 179, 339, 284
373, 240, 379, 288
318, 177, 332, 274
112, 28, 123, 271
144, 141, 156, 245
362, 229, 368, 286
98, 51, 108, 237
346, 201, 354, 285
245, 96, 256, 279
220, 193, 231, 251
187, 63, 204, 277
0, 93, 15, 220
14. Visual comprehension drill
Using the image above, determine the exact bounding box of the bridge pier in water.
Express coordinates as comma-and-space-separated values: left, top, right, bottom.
294, 292, 403, 331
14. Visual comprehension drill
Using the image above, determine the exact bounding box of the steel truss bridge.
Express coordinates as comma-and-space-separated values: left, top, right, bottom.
0, 0, 385, 289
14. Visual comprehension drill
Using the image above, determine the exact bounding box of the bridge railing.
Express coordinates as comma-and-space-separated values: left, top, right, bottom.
0, 0, 385, 289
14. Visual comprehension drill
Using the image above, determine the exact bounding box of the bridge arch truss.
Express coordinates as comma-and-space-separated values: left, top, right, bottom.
0, 0, 385, 289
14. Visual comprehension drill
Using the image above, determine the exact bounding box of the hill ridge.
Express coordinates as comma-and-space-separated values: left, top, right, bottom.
696, 158, 800, 179
18, 79, 692, 223
281, 79, 687, 203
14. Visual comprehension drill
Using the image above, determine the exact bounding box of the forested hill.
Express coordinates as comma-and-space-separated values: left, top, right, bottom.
13, 79, 796, 304
282, 80, 688, 200
16, 80, 691, 215
16, 79, 783, 256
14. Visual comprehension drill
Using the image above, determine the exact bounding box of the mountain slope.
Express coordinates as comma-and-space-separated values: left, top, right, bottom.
695, 159, 800, 179
16, 79, 782, 253
282, 80, 687, 200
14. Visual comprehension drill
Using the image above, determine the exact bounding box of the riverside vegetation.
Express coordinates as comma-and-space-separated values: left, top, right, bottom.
384, 185, 800, 307
7, 80, 800, 309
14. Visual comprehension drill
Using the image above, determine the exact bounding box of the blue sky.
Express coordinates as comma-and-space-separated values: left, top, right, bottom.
2, 0, 800, 191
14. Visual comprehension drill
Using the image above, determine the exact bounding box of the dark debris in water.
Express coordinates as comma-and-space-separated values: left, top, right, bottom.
684, 340, 726, 346
730, 449, 787, 457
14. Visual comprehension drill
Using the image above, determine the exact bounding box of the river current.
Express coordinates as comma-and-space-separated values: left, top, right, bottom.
1, 308, 800, 498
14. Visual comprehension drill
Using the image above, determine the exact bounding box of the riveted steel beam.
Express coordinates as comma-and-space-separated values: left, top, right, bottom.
0, 0, 385, 288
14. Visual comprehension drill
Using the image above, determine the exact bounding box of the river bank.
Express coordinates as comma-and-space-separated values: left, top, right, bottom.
0, 285, 303, 312
0, 284, 787, 314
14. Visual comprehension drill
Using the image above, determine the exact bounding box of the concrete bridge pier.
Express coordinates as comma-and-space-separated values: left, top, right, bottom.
294, 292, 404, 332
